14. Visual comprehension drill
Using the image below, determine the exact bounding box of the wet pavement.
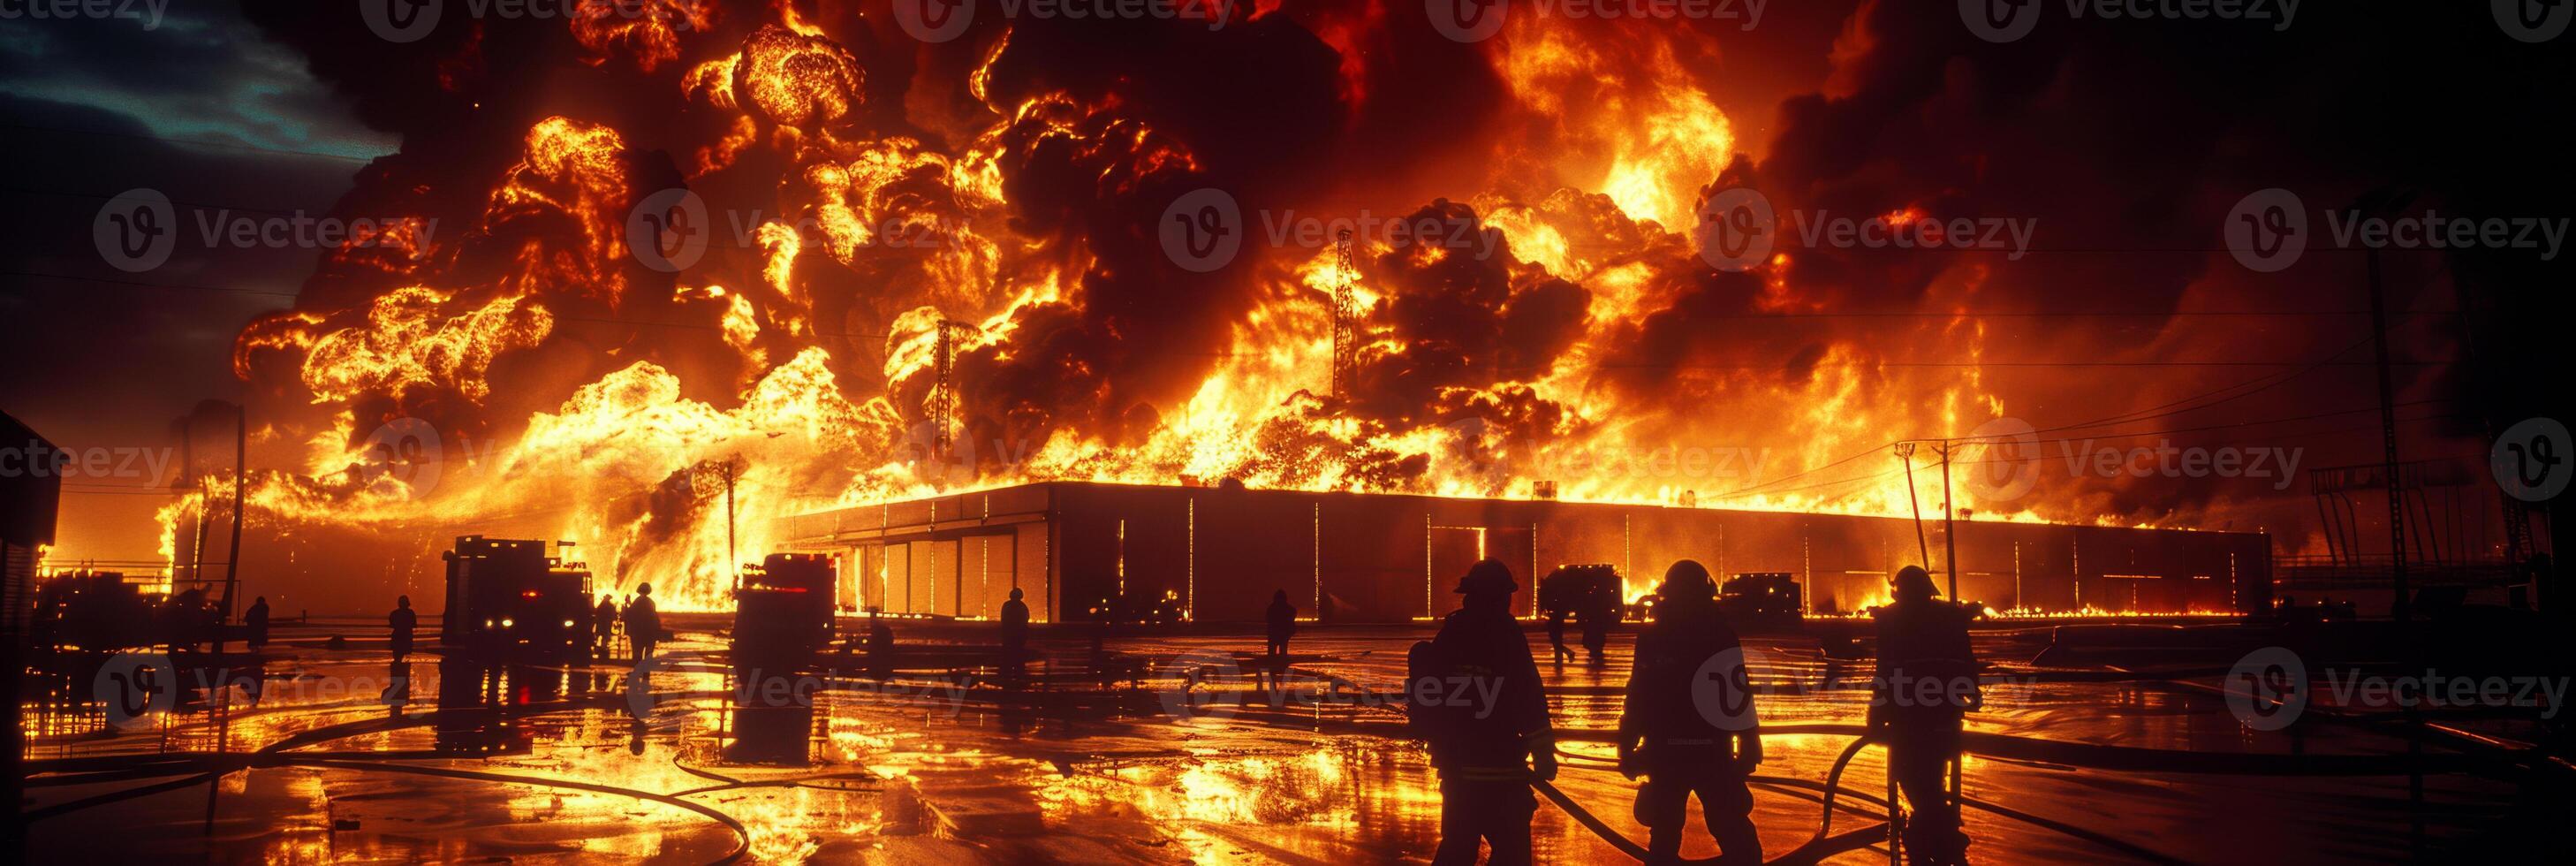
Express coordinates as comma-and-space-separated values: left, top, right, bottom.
19, 620, 2556, 863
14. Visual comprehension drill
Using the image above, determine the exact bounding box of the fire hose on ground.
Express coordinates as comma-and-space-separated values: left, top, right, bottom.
1515, 716, 2514, 865
21, 693, 758, 864
26, 670, 2559, 865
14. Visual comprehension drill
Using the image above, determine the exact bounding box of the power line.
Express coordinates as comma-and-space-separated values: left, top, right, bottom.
1694, 328, 2413, 502
1711, 405, 2467, 505
1705, 346, 2356, 503
1933, 413, 2475, 473
2009, 331, 2382, 440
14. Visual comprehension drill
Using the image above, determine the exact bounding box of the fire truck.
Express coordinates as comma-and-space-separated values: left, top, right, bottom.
1540, 564, 1629, 619
1717, 572, 1805, 628
440, 536, 593, 659
731, 553, 836, 663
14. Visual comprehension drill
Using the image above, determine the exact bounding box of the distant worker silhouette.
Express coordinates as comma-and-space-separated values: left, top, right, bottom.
245, 596, 271, 650
625, 583, 662, 661
1869, 566, 1979, 865
1265, 589, 1297, 657
593, 594, 617, 657
592, 595, 617, 657
1413, 559, 1555, 866
1619, 560, 1763, 865
388, 595, 417, 662
1545, 604, 1574, 664
1579, 583, 1615, 663
867, 607, 896, 680
1000, 588, 1031, 686
1087, 611, 1117, 689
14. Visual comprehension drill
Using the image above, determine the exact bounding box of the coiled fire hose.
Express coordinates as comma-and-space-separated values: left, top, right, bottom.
1522, 724, 2365, 864
23, 692, 757, 865
1527, 735, 1891, 865
28, 672, 2548, 864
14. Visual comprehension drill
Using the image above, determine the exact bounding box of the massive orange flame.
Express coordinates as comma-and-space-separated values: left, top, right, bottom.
197, 10, 2048, 611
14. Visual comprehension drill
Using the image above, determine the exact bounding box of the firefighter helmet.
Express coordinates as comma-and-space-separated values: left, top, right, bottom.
1452, 559, 1519, 595
1658, 559, 1716, 601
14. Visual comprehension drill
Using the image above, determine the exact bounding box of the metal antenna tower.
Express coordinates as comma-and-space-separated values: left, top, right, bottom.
1331, 229, 1360, 397
930, 317, 964, 453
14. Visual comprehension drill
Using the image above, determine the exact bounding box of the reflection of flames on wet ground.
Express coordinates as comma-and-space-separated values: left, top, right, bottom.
22, 623, 2559, 862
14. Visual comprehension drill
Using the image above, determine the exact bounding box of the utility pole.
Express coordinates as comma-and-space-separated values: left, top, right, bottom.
718, 459, 740, 592
203, 400, 246, 836
2368, 247, 2410, 622
2359, 191, 2422, 849
1895, 442, 1929, 569
178, 417, 207, 589
1939, 440, 1959, 601
728, 460, 739, 589
1939, 437, 1966, 840
218, 402, 245, 624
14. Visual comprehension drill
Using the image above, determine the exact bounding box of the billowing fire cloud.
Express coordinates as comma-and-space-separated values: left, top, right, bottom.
174, 2, 2501, 610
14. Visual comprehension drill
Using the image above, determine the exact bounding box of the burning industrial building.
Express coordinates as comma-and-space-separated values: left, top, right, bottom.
72, 1, 2538, 618
777, 481, 2269, 623
11, 1, 2575, 862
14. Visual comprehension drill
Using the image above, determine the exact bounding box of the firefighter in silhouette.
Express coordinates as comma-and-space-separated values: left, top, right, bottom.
1414, 559, 1555, 866
1265, 589, 1297, 657
866, 607, 896, 680
388, 595, 417, 662
592, 594, 617, 658
625, 583, 662, 661
1579, 581, 1615, 663
1545, 604, 1574, 664
1618, 560, 1763, 864
244, 596, 271, 650
1869, 566, 1979, 865
1000, 588, 1031, 687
